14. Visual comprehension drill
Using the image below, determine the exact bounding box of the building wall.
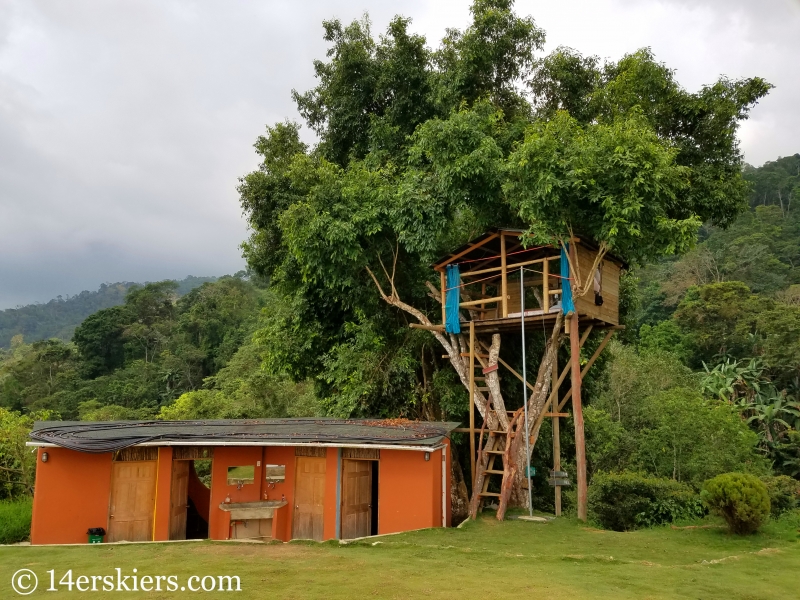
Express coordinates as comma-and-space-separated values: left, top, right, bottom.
31, 441, 452, 545
378, 447, 448, 534
30, 447, 113, 545
207, 446, 264, 541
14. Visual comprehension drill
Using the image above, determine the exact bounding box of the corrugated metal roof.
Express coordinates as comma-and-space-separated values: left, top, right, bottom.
29, 418, 461, 453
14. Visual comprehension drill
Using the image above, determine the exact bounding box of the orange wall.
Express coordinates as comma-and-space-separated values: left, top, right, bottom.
378, 448, 442, 534
31, 447, 113, 545
261, 446, 296, 541
208, 446, 264, 540
31, 442, 452, 545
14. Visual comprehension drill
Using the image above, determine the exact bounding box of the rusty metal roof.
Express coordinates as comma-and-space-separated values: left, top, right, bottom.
29, 418, 460, 453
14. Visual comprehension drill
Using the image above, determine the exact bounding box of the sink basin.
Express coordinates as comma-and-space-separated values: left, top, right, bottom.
218, 500, 287, 519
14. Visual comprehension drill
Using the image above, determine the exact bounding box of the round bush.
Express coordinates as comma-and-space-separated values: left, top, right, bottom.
701, 473, 770, 534
588, 471, 705, 531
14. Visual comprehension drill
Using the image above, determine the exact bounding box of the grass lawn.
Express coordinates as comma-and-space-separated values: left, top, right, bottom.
2, 513, 798, 599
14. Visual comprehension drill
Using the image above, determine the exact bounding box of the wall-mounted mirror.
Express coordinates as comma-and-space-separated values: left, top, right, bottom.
226, 465, 255, 486
265, 464, 285, 483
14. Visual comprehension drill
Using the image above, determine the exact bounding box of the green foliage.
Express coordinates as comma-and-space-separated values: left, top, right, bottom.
0, 497, 32, 544
587, 344, 766, 487
0, 275, 304, 421
744, 153, 800, 213
760, 475, 799, 516
701, 472, 771, 534
506, 111, 697, 264
638, 320, 691, 362
0, 409, 53, 498
239, 0, 764, 430
588, 471, 705, 531
0, 276, 218, 350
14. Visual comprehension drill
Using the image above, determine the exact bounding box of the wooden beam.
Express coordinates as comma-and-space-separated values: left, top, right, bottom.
440, 269, 447, 327
570, 239, 588, 523
409, 323, 445, 331
459, 295, 503, 308
469, 321, 476, 485
545, 412, 569, 418
500, 233, 508, 318
551, 351, 561, 516
437, 233, 499, 268
460, 256, 548, 278
542, 257, 550, 313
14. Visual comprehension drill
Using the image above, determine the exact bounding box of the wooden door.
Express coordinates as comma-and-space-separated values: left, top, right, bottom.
341, 459, 372, 540
108, 461, 156, 542
169, 461, 190, 540
292, 457, 326, 540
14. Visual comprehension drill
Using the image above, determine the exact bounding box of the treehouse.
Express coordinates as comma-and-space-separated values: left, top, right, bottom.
424, 228, 625, 521
432, 228, 623, 333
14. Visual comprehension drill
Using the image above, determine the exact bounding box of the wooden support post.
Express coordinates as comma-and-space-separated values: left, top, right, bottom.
440, 269, 447, 327
543, 257, 550, 313
500, 232, 508, 318
469, 321, 476, 485
568, 239, 588, 522
552, 350, 561, 516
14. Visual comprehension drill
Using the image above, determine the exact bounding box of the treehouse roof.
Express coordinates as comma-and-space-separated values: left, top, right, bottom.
431, 228, 626, 271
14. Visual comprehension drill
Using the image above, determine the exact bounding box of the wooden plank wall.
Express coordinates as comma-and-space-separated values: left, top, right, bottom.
113, 447, 158, 462
295, 446, 327, 457
573, 244, 620, 325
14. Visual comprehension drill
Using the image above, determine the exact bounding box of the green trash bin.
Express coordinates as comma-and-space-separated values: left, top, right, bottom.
87, 528, 105, 543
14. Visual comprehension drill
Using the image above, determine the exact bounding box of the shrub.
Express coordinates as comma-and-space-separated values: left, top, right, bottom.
761, 475, 799, 516
0, 496, 32, 544
588, 471, 705, 531
701, 473, 770, 534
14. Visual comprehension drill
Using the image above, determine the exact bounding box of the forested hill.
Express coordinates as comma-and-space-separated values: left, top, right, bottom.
0, 275, 218, 348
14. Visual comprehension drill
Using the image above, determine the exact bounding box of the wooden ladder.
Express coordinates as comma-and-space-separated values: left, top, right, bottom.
469, 406, 524, 521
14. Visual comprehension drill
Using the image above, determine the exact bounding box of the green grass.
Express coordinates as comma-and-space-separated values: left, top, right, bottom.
1, 513, 798, 598
0, 497, 32, 544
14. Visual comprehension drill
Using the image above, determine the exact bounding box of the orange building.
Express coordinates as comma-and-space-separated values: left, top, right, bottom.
28, 419, 456, 545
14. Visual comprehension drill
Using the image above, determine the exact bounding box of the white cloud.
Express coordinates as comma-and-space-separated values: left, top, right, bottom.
0, 0, 796, 307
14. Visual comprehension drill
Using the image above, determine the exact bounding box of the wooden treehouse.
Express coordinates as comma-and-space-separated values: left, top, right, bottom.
425, 228, 625, 520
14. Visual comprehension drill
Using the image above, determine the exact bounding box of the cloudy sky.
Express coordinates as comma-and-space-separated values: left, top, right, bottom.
1, 0, 798, 309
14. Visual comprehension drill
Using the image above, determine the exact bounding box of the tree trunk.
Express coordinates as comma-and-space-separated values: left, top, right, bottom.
508, 312, 563, 507
450, 448, 470, 526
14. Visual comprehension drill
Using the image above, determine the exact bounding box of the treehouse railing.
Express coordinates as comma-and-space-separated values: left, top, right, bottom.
441, 253, 563, 323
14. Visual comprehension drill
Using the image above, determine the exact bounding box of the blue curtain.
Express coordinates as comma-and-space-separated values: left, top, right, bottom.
560, 245, 575, 314
445, 264, 461, 334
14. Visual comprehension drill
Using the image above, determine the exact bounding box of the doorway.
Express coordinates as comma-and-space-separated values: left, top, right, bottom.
107, 460, 157, 542
292, 456, 326, 540
340, 459, 379, 539
170, 449, 213, 541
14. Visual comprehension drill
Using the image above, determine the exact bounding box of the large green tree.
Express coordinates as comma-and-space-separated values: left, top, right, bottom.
239, 0, 769, 507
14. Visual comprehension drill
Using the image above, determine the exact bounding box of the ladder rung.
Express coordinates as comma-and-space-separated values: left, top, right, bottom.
485, 469, 505, 475
479, 492, 501, 497
474, 376, 486, 380
484, 450, 505, 454
477, 387, 490, 392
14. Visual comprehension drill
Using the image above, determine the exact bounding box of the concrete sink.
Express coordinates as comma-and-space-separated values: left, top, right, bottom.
218, 500, 287, 520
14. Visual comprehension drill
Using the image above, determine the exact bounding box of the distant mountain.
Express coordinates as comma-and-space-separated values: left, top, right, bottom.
0, 275, 218, 348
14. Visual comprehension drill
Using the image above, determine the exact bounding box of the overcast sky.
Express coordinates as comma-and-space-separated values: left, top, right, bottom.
1, 0, 798, 309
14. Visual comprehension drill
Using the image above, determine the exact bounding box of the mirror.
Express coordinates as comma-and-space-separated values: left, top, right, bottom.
264, 464, 285, 483
226, 465, 255, 486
